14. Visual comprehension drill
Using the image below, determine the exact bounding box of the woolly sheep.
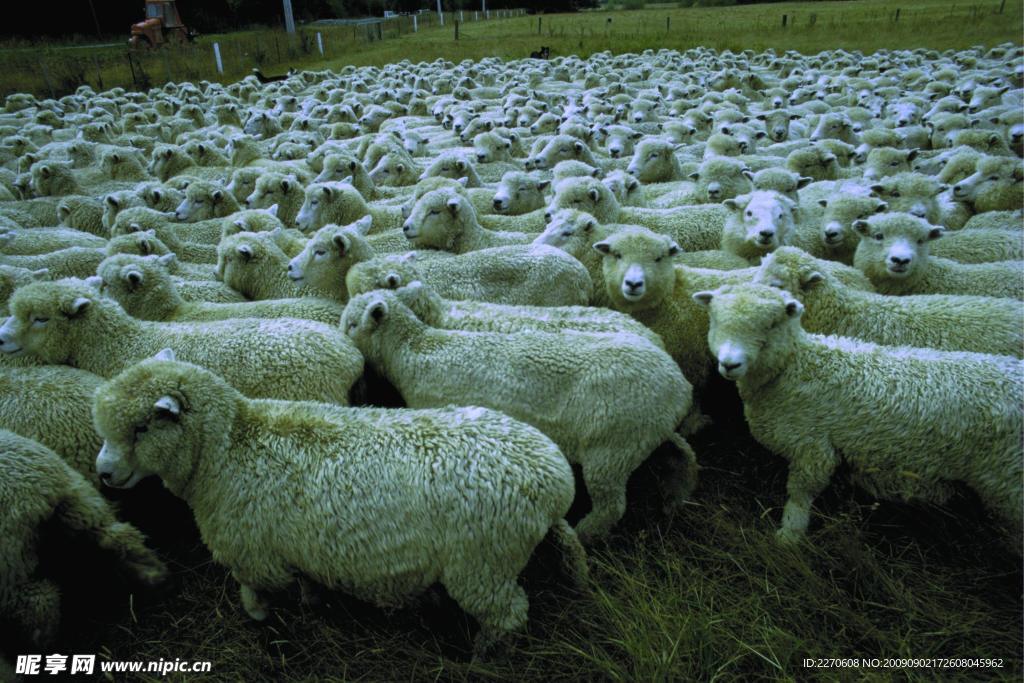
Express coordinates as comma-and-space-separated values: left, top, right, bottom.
852, 213, 1024, 299
56, 196, 105, 236
92, 353, 584, 653
0, 429, 166, 648
720, 191, 797, 264
0, 365, 105, 480
403, 187, 532, 253
418, 151, 484, 187
243, 172, 306, 227
693, 283, 1023, 546
94, 253, 344, 324
0, 227, 104, 255
755, 247, 1023, 357
0, 279, 363, 405
341, 288, 698, 542
110, 208, 218, 263
952, 156, 1024, 213
295, 181, 404, 233
792, 195, 888, 265
217, 231, 319, 300
0, 247, 104, 279
492, 171, 550, 214
626, 138, 685, 183
175, 180, 242, 222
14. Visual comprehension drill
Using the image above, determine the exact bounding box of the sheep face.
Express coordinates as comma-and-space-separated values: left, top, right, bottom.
724, 191, 797, 255
627, 139, 677, 183
753, 247, 826, 296
492, 172, 548, 214
818, 196, 888, 251
534, 209, 598, 253
295, 182, 360, 232
602, 170, 643, 206
786, 147, 839, 182
0, 280, 97, 363
344, 254, 420, 298
473, 132, 513, 164
420, 153, 474, 182
532, 136, 591, 170
756, 110, 800, 142
809, 113, 854, 143
704, 133, 743, 158
402, 189, 470, 249
863, 147, 917, 180
594, 227, 679, 308
245, 173, 300, 211
952, 157, 1024, 212
176, 181, 229, 221
288, 218, 371, 292
93, 355, 232, 492
692, 157, 754, 203
226, 168, 262, 202
548, 177, 618, 223
853, 214, 943, 281
692, 283, 804, 381
869, 173, 943, 222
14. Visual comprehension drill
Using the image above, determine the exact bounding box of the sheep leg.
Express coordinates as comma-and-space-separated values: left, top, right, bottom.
5, 578, 61, 647
777, 443, 838, 544
575, 455, 629, 544
55, 477, 167, 586
547, 519, 590, 592
442, 569, 528, 658
237, 581, 270, 621
662, 433, 701, 512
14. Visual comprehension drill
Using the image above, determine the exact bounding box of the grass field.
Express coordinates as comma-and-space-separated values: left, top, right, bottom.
0, 1, 1021, 680
0, 0, 1020, 98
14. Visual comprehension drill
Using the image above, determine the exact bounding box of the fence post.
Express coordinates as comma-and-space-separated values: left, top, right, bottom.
538, 16, 542, 34
316, 32, 324, 54
413, 14, 418, 31
781, 14, 788, 27
666, 16, 670, 32
437, 0, 444, 26
455, 20, 459, 40
460, 10, 464, 22
213, 42, 224, 74
999, 0, 1005, 12
894, 8, 900, 21
377, 22, 383, 41
126, 52, 138, 88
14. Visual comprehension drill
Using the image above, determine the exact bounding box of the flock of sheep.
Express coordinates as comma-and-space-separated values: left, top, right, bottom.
0, 40, 1022, 665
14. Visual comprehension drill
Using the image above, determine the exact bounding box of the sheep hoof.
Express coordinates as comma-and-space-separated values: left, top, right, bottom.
131, 558, 169, 586
775, 526, 804, 545
240, 584, 269, 621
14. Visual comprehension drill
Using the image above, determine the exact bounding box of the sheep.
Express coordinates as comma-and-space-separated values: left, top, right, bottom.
602, 169, 647, 207
0, 264, 47, 315
868, 172, 959, 226
56, 195, 106, 236
217, 231, 322, 300
0, 279, 363, 405
951, 156, 1024, 213
852, 213, 1024, 299
0, 247, 105, 279
295, 181, 404, 233
751, 168, 812, 202
174, 179, 242, 222
863, 147, 919, 180
927, 227, 1024, 263
418, 151, 484, 187
692, 282, 1023, 546
93, 253, 344, 324
720, 191, 797, 264
962, 209, 1023, 231
0, 429, 167, 649
350, 277, 664, 348
0, 365, 105, 481
786, 146, 840, 182
403, 187, 532, 253
548, 176, 727, 252
313, 152, 377, 199
243, 172, 306, 227
91, 352, 584, 654
754, 247, 1023, 357
792, 194, 888, 265
0, 227, 105, 255
650, 157, 754, 208
531, 134, 599, 170
626, 138, 685, 183
491, 171, 550, 215
341, 287, 698, 542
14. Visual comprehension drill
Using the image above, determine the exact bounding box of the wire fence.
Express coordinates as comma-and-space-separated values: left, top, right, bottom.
0, 9, 527, 99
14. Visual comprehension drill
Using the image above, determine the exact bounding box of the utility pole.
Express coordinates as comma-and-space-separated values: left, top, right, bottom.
437, 0, 444, 26
283, 0, 296, 33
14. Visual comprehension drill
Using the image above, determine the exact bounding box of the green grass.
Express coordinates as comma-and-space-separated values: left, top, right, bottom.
0, 0, 1020, 98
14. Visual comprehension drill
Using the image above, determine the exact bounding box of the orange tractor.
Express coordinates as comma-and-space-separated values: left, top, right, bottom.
129, 0, 198, 49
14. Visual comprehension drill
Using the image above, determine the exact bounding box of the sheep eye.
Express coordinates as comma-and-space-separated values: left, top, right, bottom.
614, 252, 622, 260
31, 316, 49, 325
429, 209, 440, 216
873, 233, 884, 241
655, 256, 663, 262
890, 191, 901, 198
988, 175, 1000, 181
745, 210, 753, 217
314, 249, 326, 257
916, 239, 925, 245
890, 161, 898, 166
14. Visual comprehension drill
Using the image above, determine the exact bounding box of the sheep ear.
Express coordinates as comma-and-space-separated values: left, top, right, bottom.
105, 195, 119, 208
869, 184, 884, 195
30, 268, 48, 281
801, 271, 824, 289
154, 395, 181, 419
784, 299, 804, 318
447, 196, 461, 214
797, 176, 813, 189
353, 215, 373, 235
212, 189, 223, 202
66, 296, 91, 317
688, 172, 700, 180
237, 244, 254, 260
84, 275, 103, 289
691, 290, 714, 307
875, 202, 888, 213
264, 204, 279, 217
852, 219, 871, 236
588, 187, 601, 202
456, 176, 469, 187
574, 141, 585, 154
366, 299, 388, 324
158, 253, 176, 267
592, 241, 611, 254
537, 180, 550, 191
667, 241, 681, 256
906, 148, 919, 161
332, 232, 350, 255
153, 348, 176, 362
741, 169, 754, 181
321, 186, 333, 199
722, 198, 741, 211
927, 226, 944, 241
125, 269, 143, 286
1013, 166, 1024, 182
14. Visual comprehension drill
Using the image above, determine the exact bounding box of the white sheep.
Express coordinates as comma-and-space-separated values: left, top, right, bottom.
92, 352, 585, 654
0, 279, 363, 405
341, 288, 699, 542
693, 282, 1023, 546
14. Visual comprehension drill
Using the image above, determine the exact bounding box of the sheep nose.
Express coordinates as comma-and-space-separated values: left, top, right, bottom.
759, 230, 774, 239
968, 106, 979, 113
99, 471, 112, 482
477, 154, 487, 162
626, 166, 637, 175
402, 223, 412, 234
889, 255, 910, 265
624, 278, 643, 291
609, 148, 620, 158
493, 198, 504, 209
824, 228, 840, 238
722, 361, 742, 371
897, 119, 908, 126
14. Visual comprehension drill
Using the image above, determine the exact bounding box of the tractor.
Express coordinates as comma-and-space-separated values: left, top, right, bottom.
129, 0, 198, 49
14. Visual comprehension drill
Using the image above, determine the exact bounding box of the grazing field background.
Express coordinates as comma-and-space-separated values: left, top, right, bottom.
1, 0, 1021, 680
0, 0, 1020, 98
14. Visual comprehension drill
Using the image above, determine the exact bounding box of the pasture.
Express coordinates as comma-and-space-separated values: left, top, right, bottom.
0, 1, 1021, 682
